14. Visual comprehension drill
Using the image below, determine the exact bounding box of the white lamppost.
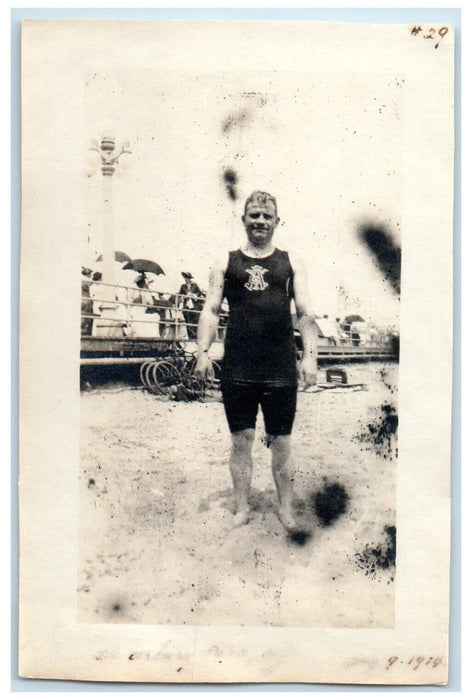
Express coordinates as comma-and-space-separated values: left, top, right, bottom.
91, 137, 131, 295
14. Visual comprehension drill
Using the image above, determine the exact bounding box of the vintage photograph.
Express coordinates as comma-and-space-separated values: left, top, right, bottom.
19, 18, 454, 684
78, 67, 400, 628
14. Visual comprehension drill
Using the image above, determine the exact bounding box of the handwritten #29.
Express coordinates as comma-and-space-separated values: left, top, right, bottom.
411, 26, 449, 49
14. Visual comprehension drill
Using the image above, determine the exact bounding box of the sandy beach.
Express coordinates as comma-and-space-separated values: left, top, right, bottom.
79, 361, 397, 628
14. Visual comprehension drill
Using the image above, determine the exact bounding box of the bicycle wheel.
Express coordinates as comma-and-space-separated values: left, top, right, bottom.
139, 360, 154, 389
208, 360, 221, 390
183, 357, 215, 400
174, 357, 199, 399
151, 359, 180, 396
143, 361, 165, 394
145, 361, 163, 394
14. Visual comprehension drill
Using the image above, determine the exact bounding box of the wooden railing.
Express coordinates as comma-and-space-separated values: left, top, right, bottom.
80, 279, 398, 359
81, 279, 227, 341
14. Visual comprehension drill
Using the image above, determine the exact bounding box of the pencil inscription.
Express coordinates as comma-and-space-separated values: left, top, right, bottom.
386, 655, 444, 671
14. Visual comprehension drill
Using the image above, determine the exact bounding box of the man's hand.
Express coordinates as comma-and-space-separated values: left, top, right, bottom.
298, 356, 318, 389
195, 353, 214, 382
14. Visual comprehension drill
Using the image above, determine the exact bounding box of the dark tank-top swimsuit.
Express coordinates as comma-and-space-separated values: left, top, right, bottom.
222, 248, 298, 385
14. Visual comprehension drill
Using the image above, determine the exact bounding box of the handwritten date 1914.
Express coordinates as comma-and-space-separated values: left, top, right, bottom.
386, 655, 444, 671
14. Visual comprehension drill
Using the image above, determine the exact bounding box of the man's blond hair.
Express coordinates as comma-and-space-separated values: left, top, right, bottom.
244, 191, 278, 215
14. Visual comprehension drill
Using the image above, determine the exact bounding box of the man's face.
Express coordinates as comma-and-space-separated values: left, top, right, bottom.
242, 200, 279, 246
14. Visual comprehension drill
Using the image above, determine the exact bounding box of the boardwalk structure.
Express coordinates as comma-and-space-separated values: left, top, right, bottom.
80, 279, 398, 368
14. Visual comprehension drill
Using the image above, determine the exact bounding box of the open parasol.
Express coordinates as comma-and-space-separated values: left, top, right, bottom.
96, 250, 131, 263
123, 259, 165, 276
344, 314, 365, 324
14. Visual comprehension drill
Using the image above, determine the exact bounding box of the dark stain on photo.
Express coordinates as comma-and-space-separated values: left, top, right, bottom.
358, 223, 401, 295
355, 403, 398, 461
312, 480, 349, 527
223, 168, 238, 200
222, 109, 250, 133
354, 525, 396, 580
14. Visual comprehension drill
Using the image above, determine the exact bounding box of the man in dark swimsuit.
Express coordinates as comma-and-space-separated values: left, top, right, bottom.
196, 191, 318, 533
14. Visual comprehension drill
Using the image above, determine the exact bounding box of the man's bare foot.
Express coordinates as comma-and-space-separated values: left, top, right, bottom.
232, 509, 250, 528
278, 499, 313, 540
277, 504, 299, 534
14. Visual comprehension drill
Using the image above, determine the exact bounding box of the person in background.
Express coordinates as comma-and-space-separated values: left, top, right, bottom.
134, 273, 153, 305
321, 313, 340, 346
178, 272, 204, 340
335, 317, 349, 344
81, 267, 93, 336
89, 271, 104, 336
130, 274, 158, 337
145, 289, 173, 339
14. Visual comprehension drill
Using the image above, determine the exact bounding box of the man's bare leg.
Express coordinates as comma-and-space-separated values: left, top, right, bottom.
270, 434, 310, 535
269, 435, 297, 532
229, 428, 254, 527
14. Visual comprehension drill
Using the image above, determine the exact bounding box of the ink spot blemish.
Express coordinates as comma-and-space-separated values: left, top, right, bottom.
222, 110, 249, 133
289, 531, 311, 545
88, 478, 95, 488
358, 223, 401, 295
355, 404, 398, 460
112, 603, 122, 613
223, 168, 238, 200
354, 525, 396, 579
312, 482, 349, 527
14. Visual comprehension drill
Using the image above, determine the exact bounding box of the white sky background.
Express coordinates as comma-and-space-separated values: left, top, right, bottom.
83, 67, 402, 327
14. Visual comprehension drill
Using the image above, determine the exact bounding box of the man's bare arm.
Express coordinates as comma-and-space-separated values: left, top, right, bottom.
290, 251, 318, 385
195, 254, 227, 376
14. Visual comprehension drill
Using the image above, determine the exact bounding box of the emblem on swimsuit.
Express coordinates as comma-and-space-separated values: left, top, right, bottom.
244, 265, 269, 291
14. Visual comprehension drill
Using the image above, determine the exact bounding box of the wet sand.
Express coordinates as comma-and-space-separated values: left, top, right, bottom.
79, 361, 397, 628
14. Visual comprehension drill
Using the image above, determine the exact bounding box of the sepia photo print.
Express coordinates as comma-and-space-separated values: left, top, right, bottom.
19, 18, 454, 684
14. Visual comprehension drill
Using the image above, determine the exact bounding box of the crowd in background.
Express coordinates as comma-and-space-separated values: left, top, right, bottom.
81, 267, 209, 341
81, 265, 397, 347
